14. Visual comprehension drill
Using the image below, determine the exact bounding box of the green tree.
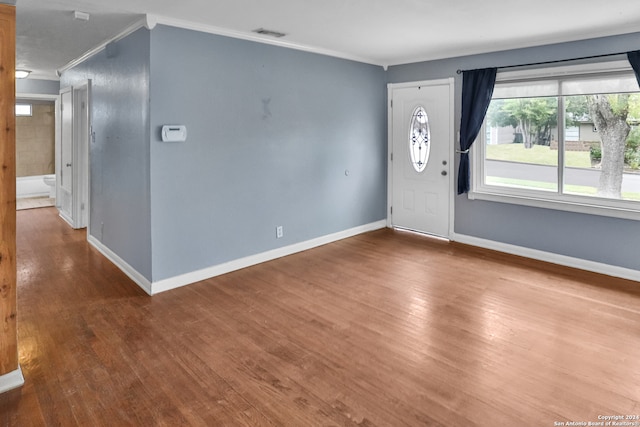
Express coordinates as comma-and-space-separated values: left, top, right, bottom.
565, 96, 589, 127
487, 98, 557, 148
488, 93, 640, 198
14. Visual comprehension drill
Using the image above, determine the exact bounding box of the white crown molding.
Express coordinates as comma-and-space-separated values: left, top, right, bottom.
147, 14, 384, 68
144, 14, 157, 30
0, 367, 24, 394
57, 15, 152, 76
57, 12, 385, 77
452, 233, 640, 283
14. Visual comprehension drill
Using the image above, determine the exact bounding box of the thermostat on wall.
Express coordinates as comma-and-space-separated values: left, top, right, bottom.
161, 125, 187, 142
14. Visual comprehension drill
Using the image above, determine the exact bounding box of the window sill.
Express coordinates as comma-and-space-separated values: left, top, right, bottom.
468, 188, 640, 221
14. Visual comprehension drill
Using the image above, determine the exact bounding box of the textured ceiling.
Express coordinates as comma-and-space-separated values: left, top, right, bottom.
16, 0, 640, 80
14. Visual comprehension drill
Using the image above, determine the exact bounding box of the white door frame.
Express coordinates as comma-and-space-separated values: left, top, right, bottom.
387, 78, 456, 238
58, 86, 73, 225
73, 81, 91, 230
57, 80, 92, 231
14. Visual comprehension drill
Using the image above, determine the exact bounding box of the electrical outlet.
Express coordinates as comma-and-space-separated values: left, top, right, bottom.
276, 226, 283, 239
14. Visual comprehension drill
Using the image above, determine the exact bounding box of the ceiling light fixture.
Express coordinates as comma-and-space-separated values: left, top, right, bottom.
252, 28, 287, 38
73, 10, 90, 21
15, 70, 31, 79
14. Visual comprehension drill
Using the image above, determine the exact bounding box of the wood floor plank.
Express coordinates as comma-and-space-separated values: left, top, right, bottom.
1, 207, 639, 426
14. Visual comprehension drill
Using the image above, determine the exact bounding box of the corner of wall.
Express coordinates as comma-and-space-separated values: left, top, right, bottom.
88, 236, 153, 296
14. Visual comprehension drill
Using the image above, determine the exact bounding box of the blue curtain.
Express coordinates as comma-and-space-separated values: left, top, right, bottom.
628, 51, 640, 87
457, 68, 497, 194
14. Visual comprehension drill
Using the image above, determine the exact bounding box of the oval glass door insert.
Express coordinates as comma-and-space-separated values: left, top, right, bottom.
409, 106, 431, 173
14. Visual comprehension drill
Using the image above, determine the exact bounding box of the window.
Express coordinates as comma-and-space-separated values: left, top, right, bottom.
15, 103, 32, 116
472, 61, 640, 220
409, 106, 431, 172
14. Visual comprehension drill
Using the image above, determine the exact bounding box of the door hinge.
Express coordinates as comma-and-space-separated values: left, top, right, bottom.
390, 152, 393, 161
390, 99, 393, 108
390, 206, 393, 214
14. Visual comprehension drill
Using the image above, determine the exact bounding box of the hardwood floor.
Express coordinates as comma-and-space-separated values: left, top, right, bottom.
1, 207, 639, 426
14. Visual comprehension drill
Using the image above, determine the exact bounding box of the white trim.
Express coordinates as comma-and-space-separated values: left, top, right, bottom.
151, 220, 387, 295
387, 79, 453, 90
0, 367, 24, 394
72, 81, 91, 230
57, 13, 386, 78
452, 233, 640, 283
15, 93, 58, 101
87, 221, 386, 295
149, 14, 382, 67
58, 211, 74, 228
387, 78, 456, 238
469, 189, 640, 221
386, 85, 393, 228
446, 78, 456, 238
87, 236, 153, 295
58, 87, 74, 227
57, 16, 151, 75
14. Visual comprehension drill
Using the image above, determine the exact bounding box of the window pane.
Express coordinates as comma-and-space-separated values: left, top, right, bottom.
563, 94, 640, 201
493, 80, 559, 99
562, 74, 639, 96
15, 104, 32, 116
485, 97, 559, 192
409, 106, 430, 173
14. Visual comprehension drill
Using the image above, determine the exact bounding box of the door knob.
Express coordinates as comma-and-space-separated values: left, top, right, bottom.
66, 163, 72, 167
441, 171, 447, 176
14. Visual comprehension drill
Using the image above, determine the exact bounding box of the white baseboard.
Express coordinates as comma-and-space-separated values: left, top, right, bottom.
151, 220, 388, 294
87, 235, 153, 295
0, 366, 24, 394
452, 233, 640, 283
86, 221, 386, 296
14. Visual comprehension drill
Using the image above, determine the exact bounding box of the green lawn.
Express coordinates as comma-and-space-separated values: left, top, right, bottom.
486, 143, 591, 168
487, 176, 640, 201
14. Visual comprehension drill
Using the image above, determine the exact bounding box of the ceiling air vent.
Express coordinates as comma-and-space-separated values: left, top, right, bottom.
252, 28, 287, 38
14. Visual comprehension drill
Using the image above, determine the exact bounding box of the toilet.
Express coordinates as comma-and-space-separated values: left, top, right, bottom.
42, 174, 56, 198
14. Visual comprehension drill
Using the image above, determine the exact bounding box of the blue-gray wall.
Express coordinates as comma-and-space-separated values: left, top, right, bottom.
60, 22, 640, 284
16, 79, 59, 96
60, 28, 152, 280
149, 25, 387, 281
388, 32, 640, 271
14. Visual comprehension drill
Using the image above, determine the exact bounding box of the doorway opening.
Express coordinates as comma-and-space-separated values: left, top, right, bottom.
15, 94, 58, 211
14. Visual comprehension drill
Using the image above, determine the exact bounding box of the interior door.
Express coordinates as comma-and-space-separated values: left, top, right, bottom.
57, 84, 91, 229
390, 80, 453, 238
58, 88, 73, 223
73, 85, 89, 229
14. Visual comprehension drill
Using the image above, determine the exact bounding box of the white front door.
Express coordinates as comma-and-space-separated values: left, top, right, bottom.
390, 79, 454, 238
